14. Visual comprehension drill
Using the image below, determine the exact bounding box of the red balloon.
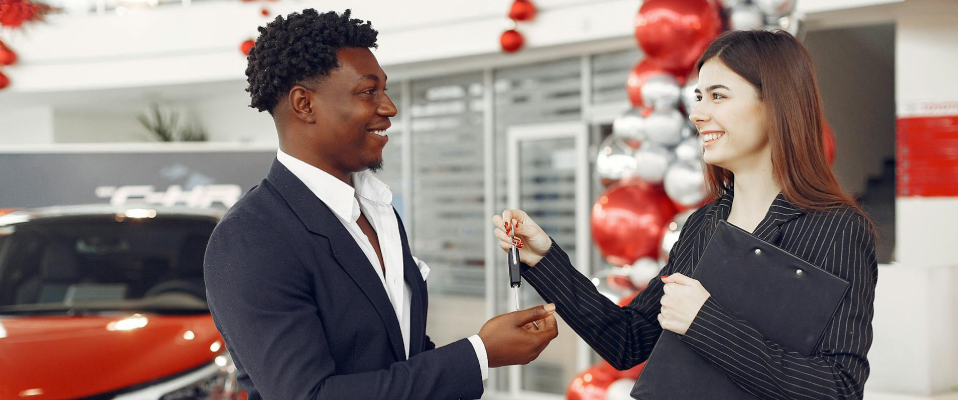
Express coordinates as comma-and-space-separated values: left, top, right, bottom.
618, 292, 638, 307
567, 365, 617, 400
633, 0, 722, 77
240, 39, 255, 56
607, 274, 638, 292
0, 70, 9, 90
599, 358, 647, 381
0, 40, 15, 66
508, 0, 536, 21
592, 182, 678, 266
626, 59, 684, 108
500, 29, 524, 53
823, 121, 836, 166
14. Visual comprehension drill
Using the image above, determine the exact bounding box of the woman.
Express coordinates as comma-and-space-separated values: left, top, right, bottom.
493, 30, 877, 399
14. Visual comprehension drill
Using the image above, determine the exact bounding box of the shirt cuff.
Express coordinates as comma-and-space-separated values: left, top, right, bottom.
467, 334, 489, 380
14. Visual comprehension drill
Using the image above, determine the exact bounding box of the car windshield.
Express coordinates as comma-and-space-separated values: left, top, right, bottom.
0, 214, 215, 315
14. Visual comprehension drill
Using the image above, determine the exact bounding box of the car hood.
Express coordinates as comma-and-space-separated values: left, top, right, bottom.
0, 313, 222, 399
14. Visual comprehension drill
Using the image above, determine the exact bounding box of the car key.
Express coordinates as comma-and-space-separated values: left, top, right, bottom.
509, 225, 538, 328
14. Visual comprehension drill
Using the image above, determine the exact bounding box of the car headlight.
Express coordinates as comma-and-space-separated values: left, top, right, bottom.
114, 352, 244, 400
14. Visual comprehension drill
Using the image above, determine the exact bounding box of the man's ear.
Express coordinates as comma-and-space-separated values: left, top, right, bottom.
288, 85, 317, 124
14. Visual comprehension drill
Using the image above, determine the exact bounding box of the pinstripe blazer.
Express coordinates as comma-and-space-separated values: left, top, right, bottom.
522, 189, 878, 399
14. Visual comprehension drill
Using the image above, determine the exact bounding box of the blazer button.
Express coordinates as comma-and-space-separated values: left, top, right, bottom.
754, 248, 762, 255
796, 269, 804, 276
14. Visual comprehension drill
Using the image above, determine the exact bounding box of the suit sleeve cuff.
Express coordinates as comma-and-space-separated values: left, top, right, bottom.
467, 335, 489, 380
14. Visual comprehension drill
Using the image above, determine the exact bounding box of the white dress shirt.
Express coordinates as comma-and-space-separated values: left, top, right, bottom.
277, 150, 488, 380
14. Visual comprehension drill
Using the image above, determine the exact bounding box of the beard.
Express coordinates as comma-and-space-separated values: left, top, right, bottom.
366, 158, 384, 173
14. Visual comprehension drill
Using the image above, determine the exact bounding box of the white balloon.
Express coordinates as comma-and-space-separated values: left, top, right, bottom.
753, 0, 796, 18
664, 162, 707, 207
607, 378, 638, 400
681, 77, 698, 115
612, 109, 646, 149
675, 136, 703, 164
633, 143, 674, 184
644, 108, 686, 147
597, 136, 638, 182
629, 257, 661, 289
730, 2, 766, 31
640, 73, 681, 110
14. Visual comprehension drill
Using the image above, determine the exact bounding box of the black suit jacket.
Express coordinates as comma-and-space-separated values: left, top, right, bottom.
523, 190, 878, 400
204, 159, 483, 400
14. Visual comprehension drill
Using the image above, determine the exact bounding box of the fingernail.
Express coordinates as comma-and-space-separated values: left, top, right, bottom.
545, 304, 556, 312
661, 275, 670, 279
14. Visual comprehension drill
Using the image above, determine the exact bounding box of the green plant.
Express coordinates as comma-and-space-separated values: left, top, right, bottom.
137, 104, 208, 142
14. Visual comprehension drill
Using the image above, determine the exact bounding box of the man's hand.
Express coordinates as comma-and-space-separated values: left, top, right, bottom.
658, 273, 711, 336
478, 304, 559, 368
492, 210, 552, 267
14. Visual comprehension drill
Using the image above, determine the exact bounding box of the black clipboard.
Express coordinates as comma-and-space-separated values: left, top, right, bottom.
630, 220, 849, 399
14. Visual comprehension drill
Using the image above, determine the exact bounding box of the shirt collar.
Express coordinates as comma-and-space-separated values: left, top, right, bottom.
276, 150, 393, 223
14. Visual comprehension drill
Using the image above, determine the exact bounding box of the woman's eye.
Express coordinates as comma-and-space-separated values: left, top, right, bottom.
713, 93, 726, 100
695, 95, 702, 102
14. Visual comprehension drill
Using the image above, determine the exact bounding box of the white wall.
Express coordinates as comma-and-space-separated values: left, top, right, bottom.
186, 91, 277, 145
53, 109, 146, 143
863, 3, 958, 399
0, 106, 54, 144
895, 8, 958, 268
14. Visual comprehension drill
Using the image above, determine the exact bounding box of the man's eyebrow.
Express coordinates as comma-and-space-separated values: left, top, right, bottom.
357, 74, 385, 82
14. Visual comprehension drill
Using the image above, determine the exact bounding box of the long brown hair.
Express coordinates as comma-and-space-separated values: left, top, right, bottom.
697, 30, 867, 219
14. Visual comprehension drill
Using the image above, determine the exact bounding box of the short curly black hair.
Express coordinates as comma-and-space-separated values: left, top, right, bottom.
245, 9, 378, 114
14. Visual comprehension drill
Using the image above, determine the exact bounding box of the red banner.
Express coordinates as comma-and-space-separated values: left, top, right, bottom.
897, 115, 958, 197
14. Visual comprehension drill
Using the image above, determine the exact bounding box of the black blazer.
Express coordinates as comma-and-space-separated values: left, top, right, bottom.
204, 159, 483, 400
522, 189, 878, 400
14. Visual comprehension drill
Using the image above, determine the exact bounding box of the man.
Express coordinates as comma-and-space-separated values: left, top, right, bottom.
204, 9, 559, 400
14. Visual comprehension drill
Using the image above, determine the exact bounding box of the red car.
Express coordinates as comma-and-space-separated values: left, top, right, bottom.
0, 206, 244, 400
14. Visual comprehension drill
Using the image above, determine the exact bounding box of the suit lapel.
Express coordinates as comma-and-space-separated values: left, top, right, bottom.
751, 193, 804, 244
266, 159, 406, 361
395, 209, 425, 357
696, 189, 804, 263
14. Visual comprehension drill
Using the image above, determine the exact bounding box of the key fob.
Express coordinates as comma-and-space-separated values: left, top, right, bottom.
509, 245, 521, 287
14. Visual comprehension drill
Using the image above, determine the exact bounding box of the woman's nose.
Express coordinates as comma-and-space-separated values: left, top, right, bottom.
688, 101, 709, 126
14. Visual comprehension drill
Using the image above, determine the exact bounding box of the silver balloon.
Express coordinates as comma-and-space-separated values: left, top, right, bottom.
674, 136, 703, 164
628, 257, 661, 290
633, 142, 674, 184
640, 73, 681, 110
607, 379, 637, 400
596, 135, 637, 183
664, 162, 707, 207
753, 0, 796, 18
681, 77, 698, 115
659, 209, 695, 262
681, 120, 696, 140
591, 268, 632, 304
768, 13, 806, 40
718, 0, 746, 9
612, 108, 646, 149
644, 108, 686, 147
730, 2, 766, 31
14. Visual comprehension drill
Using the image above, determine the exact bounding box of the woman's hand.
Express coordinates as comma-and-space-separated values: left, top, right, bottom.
658, 273, 711, 336
492, 210, 552, 267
